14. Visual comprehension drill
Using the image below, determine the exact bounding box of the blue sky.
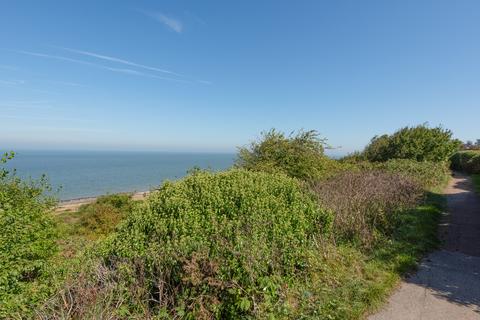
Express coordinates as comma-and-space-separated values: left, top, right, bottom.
1, 0, 479, 155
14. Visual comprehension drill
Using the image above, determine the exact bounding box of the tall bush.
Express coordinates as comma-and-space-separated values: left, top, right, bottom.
236, 129, 337, 180
363, 124, 461, 162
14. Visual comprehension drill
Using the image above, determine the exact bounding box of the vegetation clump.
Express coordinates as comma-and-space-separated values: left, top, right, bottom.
340, 159, 450, 190
374, 159, 451, 190
450, 150, 480, 174
363, 124, 461, 162
0, 152, 58, 317
236, 129, 338, 180
2, 125, 457, 319
313, 170, 423, 247
43, 169, 331, 319
76, 193, 134, 239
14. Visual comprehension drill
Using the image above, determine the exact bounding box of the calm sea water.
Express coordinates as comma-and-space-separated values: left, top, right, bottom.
5, 150, 234, 200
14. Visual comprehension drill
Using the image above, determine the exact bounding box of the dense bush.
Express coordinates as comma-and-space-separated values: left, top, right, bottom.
362, 134, 391, 162
0, 152, 58, 316
450, 151, 480, 174
236, 129, 338, 180
363, 124, 461, 162
338, 159, 450, 190
77, 193, 134, 239
42, 169, 331, 319
313, 170, 423, 247
374, 159, 451, 190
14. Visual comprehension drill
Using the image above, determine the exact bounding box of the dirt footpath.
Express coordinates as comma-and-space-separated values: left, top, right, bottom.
369, 173, 480, 320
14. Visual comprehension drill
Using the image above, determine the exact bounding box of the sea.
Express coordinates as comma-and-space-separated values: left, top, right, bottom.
4, 150, 235, 200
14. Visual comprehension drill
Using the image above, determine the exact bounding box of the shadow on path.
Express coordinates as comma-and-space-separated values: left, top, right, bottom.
370, 173, 480, 320
407, 250, 480, 311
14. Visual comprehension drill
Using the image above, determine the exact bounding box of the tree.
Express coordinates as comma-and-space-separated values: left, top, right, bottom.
236, 129, 336, 180
362, 134, 391, 162
363, 124, 461, 162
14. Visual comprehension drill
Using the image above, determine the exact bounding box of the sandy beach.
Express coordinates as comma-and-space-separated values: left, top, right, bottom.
55, 191, 150, 212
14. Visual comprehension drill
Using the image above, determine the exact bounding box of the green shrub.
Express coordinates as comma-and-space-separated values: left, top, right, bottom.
77, 194, 134, 239
236, 129, 338, 180
363, 134, 391, 162
363, 124, 461, 162
375, 159, 451, 190
450, 151, 480, 174
43, 169, 331, 319
0, 152, 58, 317
347, 159, 450, 190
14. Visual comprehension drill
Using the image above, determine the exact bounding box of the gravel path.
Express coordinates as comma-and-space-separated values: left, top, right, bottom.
369, 173, 480, 320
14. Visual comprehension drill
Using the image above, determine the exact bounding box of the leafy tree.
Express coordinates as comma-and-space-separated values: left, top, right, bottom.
236, 129, 336, 180
363, 124, 461, 162
363, 134, 391, 162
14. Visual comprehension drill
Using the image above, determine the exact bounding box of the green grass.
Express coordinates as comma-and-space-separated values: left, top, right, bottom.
285, 192, 444, 319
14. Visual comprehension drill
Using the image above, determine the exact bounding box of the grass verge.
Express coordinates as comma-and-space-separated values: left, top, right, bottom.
288, 192, 444, 319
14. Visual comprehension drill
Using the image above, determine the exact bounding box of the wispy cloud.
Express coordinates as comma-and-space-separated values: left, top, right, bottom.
15, 50, 187, 83
0, 79, 25, 85
59, 47, 183, 77
141, 11, 183, 33
16, 50, 103, 68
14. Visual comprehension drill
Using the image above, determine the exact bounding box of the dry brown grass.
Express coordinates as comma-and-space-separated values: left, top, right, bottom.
312, 170, 423, 247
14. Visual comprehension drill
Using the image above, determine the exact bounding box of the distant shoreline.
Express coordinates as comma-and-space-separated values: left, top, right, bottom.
56, 190, 150, 212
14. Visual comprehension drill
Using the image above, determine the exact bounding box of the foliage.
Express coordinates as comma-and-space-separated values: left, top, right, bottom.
450, 150, 480, 174
339, 151, 367, 163
363, 134, 391, 162
42, 169, 331, 319
41, 171, 446, 320
363, 124, 461, 162
344, 159, 450, 190
313, 170, 423, 247
374, 159, 451, 190
236, 129, 338, 180
472, 174, 480, 196
0, 152, 58, 317
1, 126, 456, 318
280, 198, 443, 319
76, 194, 134, 239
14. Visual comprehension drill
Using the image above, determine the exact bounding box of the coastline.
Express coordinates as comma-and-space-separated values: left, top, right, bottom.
56, 190, 150, 212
